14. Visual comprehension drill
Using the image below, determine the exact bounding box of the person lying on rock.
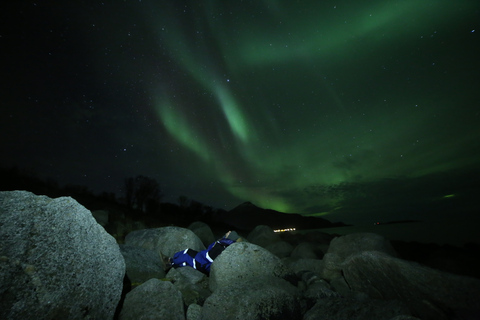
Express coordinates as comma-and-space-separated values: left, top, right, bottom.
164, 231, 242, 275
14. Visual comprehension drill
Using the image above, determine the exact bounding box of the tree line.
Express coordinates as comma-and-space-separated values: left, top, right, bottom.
0, 166, 224, 226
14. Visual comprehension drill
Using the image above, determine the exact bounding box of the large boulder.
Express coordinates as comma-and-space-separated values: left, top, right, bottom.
0, 191, 125, 320
209, 242, 292, 292
303, 296, 411, 320
119, 244, 165, 284
265, 240, 294, 258
322, 252, 344, 281
342, 251, 480, 320
322, 232, 397, 281
303, 278, 340, 303
285, 258, 324, 275
247, 225, 281, 248
291, 242, 321, 259
299, 270, 340, 306
202, 276, 305, 320
124, 226, 205, 257
166, 266, 211, 306
327, 232, 397, 260
187, 221, 215, 247
186, 303, 202, 320
119, 278, 185, 320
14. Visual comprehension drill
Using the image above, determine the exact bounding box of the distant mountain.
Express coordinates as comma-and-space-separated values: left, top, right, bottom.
221, 201, 347, 232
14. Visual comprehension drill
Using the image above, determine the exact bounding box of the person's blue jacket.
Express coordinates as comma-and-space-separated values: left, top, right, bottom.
171, 232, 238, 274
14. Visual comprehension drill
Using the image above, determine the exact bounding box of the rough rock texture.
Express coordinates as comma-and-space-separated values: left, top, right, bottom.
119, 244, 165, 284
285, 258, 324, 275
291, 242, 321, 259
321, 252, 344, 281
186, 303, 202, 320
187, 221, 215, 247
209, 242, 291, 292
304, 279, 340, 303
202, 276, 305, 320
265, 240, 294, 258
0, 191, 125, 320
166, 266, 211, 306
329, 276, 354, 298
342, 251, 480, 320
303, 296, 411, 320
328, 232, 397, 260
322, 232, 397, 281
298, 270, 340, 302
119, 278, 185, 320
247, 225, 281, 248
124, 226, 205, 257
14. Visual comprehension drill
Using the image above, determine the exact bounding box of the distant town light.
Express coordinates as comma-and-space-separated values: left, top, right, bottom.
273, 228, 296, 233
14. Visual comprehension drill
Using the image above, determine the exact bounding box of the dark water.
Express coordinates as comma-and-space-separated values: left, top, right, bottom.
318, 219, 480, 246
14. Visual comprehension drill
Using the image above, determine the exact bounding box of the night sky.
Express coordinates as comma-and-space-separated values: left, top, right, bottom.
2, 1, 479, 225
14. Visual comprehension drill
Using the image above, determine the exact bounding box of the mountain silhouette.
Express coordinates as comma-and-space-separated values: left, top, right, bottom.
222, 201, 346, 232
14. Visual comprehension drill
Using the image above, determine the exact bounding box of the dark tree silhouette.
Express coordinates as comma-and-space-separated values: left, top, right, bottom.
188, 199, 204, 213
124, 177, 135, 209
178, 195, 189, 208
124, 175, 163, 212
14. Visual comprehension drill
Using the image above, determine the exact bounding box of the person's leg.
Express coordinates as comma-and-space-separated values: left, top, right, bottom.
171, 249, 198, 269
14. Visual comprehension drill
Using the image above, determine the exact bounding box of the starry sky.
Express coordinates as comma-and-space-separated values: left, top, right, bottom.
2, 1, 479, 225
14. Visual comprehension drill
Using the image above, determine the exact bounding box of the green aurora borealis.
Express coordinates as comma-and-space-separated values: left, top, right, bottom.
2, 1, 479, 224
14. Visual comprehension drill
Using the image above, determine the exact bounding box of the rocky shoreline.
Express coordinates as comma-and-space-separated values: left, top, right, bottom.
1, 191, 480, 319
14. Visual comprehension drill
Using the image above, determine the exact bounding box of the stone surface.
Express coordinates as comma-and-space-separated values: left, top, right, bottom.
291, 242, 320, 259
321, 252, 344, 280
0, 191, 125, 320
187, 221, 215, 247
247, 225, 281, 248
342, 251, 480, 320
120, 244, 165, 284
124, 226, 205, 257
389, 316, 422, 320
322, 232, 397, 281
304, 279, 340, 302
265, 240, 294, 258
303, 296, 411, 320
186, 303, 202, 320
209, 242, 291, 292
327, 232, 397, 260
166, 266, 211, 306
285, 258, 324, 275
202, 276, 305, 320
119, 278, 185, 320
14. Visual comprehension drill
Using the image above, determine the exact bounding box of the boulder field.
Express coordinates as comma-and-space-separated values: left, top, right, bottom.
1, 191, 480, 320
0, 191, 125, 320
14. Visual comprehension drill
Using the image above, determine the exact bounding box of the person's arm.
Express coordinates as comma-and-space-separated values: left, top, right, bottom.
209, 231, 235, 249
206, 231, 230, 250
